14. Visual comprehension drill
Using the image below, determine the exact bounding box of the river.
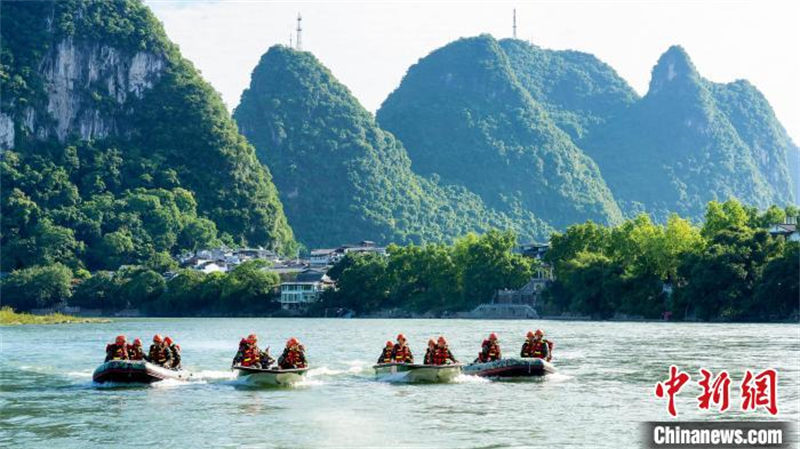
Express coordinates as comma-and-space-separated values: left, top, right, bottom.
1, 319, 798, 448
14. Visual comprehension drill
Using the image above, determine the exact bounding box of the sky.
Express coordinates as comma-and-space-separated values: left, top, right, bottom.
146, 0, 800, 143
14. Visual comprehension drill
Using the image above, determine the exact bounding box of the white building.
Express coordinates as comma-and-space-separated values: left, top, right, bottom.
310, 249, 337, 266
279, 269, 333, 310
768, 217, 799, 242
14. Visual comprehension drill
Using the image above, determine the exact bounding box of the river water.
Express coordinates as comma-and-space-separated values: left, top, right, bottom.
1, 319, 798, 448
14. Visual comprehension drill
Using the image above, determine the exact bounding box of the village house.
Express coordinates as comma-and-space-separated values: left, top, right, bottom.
768, 217, 799, 242
310, 249, 338, 267
178, 246, 283, 273
308, 241, 387, 267
279, 268, 334, 311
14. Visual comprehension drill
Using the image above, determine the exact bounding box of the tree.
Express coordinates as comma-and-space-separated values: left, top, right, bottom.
453, 230, 533, 309
702, 199, 749, 239
323, 253, 389, 313
753, 242, 799, 320
178, 217, 218, 250
216, 260, 280, 313
1, 264, 73, 310
116, 267, 166, 309
71, 271, 118, 310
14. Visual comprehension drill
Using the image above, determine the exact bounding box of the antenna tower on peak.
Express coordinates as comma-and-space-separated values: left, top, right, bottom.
513, 9, 517, 39
296, 13, 303, 50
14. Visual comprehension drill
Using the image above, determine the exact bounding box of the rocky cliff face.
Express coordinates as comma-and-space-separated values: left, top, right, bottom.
27, 37, 166, 142
1, 0, 295, 270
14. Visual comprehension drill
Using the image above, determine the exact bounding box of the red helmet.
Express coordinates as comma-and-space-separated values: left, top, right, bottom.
133, 338, 142, 346
153, 334, 163, 343
247, 333, 258, 343
385, 340, 393, 347
489, 333, 498, 341
526, 330, 535, 338
115, 335, 126, 345
535, 329, 544, 337
396, 333, 406, 341
286, 337, 299, 347
437, 336, 447, 345
240, 338, 247, 345
164, 336, 173, 345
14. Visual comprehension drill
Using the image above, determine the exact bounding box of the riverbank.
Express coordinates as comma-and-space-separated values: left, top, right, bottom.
0, 307, 111, 326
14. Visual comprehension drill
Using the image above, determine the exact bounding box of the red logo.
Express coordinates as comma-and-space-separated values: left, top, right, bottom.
655, 367, 778, 417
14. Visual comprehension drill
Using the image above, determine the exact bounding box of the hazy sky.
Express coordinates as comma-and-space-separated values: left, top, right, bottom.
146, 0, 800, 142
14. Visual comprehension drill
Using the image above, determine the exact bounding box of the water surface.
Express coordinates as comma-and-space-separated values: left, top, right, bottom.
1, 319, 798, 448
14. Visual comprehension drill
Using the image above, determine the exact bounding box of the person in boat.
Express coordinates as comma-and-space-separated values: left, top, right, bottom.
431, 336, 458, 365
377, 341, 394, 364
237, 334, 274, 369
423, 339, 436, 364
520, 329, 552, 361
105, 335, 129, 362
391, 333, 414, 364
147, 334, 173, 367
164, 336, 181, 370
278, 337, 307, 369
474, 332, 501, 363
232, 338, 249, 367
127, 338, 145, 361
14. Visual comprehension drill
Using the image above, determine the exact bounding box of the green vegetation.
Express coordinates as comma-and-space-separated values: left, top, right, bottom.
499, 39, 637, 142
378, 37, 798, 225
320, 230, 534, 314
542, 200, 799, 321
233, 45, 550, 248
2, 260, 281, 316
1, 0, 295, 275
0, 307, 108, 326
584, 46, 799, 220
322, 200, 797, 321
2, 201, 794, 321
377, 35, 623, 230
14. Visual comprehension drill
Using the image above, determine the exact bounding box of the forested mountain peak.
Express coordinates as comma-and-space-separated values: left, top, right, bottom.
234, 43, 552, 247
1, 0, 294, 273
378, 34, 623, 229
648, 45, 702, 96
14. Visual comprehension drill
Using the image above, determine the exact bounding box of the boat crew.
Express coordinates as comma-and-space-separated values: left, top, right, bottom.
377, 341, 394, 364
237, 334, 274, 368
232, 338, 249, 367
520, 329, 552, 361
431, 336, 458, 365
164, 336, 181, 369
278, 337, 307, 369
475, 332, 501, 363
148, 334, 173, 367
105, 335, 129, 362
127, 338, 145, 361
391, 334, 414, 363
423, 339, 436, 364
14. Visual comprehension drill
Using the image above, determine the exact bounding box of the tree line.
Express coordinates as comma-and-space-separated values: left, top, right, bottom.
1, 200, 797, 321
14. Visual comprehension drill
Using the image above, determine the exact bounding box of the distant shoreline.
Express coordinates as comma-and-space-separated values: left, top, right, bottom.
0, 307, 111, 326
48, 311, 798, 325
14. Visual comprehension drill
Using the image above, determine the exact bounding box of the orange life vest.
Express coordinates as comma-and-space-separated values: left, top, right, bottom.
241, 346, 261, 367
127, 345, 144, 360
149, 344, 169, 365
524, 340, 550, 359
479, 340, 500, 362
393, 344, 412, 363
379, 347, 393, 364
107, 343, 128, 360
432, 346, 451, 365
283, 349, 306, 368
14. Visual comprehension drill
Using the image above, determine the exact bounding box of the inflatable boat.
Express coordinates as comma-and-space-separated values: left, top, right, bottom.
92, 360, 191, 384
463, 358, 555, 378
233, 365, 309, 386
373, 362, 463, 383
